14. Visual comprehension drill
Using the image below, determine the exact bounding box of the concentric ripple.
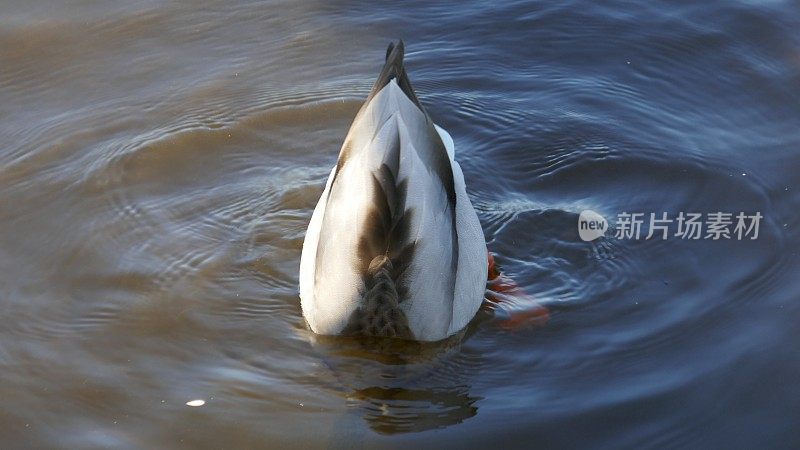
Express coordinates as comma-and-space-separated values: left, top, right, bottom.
0, 0, 799, 448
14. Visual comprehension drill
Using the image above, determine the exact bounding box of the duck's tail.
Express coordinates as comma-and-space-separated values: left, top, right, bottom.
366, 40, 425, 113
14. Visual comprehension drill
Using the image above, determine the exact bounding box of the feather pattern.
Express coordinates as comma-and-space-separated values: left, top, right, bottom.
299, 41, 487, 341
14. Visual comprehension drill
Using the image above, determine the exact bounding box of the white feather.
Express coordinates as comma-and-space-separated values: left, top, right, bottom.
299, 80, 487, 341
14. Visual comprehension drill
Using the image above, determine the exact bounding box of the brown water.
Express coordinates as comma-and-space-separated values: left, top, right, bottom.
2, 0, 800, 448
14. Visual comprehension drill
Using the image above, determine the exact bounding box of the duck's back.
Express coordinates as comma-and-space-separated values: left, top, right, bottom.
299, 41, 487, 341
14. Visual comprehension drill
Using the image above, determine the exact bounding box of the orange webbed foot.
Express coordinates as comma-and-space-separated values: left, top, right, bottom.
485, 252, 550, 328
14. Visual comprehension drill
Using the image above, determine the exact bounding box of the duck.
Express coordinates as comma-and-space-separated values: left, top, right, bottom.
299, 40, 488, 342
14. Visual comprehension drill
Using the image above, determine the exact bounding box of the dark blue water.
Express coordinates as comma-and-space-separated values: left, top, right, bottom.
1, 0, 799, 448
328, 2, 800, 447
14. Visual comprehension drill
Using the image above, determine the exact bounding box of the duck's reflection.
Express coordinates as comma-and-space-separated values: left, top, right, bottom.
310, 331, 481, 434
349, 385, 478, 434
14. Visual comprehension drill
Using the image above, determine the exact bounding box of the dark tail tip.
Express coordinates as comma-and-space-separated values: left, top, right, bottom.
385, 39, 404, 65
367, 40, 424, 111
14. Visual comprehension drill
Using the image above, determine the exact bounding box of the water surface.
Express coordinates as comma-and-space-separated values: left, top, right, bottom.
1, 0, 800, 448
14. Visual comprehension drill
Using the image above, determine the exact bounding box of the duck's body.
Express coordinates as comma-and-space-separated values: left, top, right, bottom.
299, 41, 487, 342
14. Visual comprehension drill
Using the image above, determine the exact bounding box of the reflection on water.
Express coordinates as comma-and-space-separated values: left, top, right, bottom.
351, 386, 478, 434
309, 333, 480, 434
1, 0, 800, 448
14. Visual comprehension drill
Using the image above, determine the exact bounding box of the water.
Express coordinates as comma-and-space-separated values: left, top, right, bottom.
1, 0, 799, 448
